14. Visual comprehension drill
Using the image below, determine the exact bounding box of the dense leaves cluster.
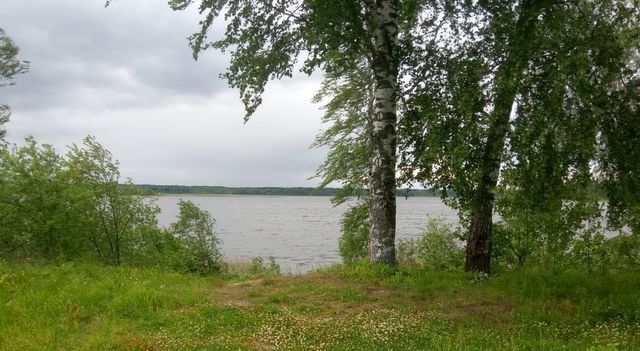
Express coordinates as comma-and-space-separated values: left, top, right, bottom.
338, 201, 370, 263
397, 0, 640, 272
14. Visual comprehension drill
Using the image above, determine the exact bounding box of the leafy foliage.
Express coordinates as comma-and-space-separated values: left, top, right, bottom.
397, 217, 464, 270
66, 136, 162, 266
398, 0, 640, 272
313, 66, 374, 266
312, 65, 373, 204
338, 202, 370, 263
0, 28, 29, 144
169, 200, 223, 275
0, 138, 94, 260
0, 136, 224, 275
0, 28, 28, 87
492, 220, 640, 274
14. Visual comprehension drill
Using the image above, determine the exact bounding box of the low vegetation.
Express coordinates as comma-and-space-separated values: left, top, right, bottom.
1, 261, 638, 350
0, 137, 224, 275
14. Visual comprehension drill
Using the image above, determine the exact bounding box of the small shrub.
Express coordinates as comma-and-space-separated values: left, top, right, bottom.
250, 256, 281, 277
571, 230, 640, 273
570, 229, 611, 273
169, 200, 223, 275
396, 239, 419, 266
603, 232, 640, 268
338, 202, 369, 263
416, 218, 464, 270
491, 222, 537, 269
398, 217, 463, 271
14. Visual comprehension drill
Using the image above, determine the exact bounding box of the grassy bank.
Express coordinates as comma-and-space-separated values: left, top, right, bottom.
1, 262, 638, 350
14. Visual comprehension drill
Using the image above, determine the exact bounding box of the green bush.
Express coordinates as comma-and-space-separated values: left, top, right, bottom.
398, 217, 464, 271
169, 200, 224, 275
338, 202, 369, 263
491, 222, 537, 270
492, 213, 640, 273
250, 256, 281, 276
0, 136, 227, 276
570, 230, 640, 273
0, 138, 93, 261
603, 232, 640, 268
417, 218, 464, 270
570, 229, 611, 273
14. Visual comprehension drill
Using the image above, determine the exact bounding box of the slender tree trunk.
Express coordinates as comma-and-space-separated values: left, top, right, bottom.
465, 91, 515, 273
367, 0, 399, 265
465, 0, 544, 273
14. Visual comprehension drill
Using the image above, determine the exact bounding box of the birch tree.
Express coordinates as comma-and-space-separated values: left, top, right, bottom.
399, 0, 640, 273
165, 0, 403, 265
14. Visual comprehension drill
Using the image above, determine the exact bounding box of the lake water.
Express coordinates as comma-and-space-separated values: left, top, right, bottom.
155, 195, 458, 273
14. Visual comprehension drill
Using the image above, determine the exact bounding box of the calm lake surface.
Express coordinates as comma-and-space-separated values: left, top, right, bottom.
156, 195, 458, 273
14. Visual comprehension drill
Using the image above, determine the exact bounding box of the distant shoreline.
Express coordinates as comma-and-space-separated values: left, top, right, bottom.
135, 184, 440, 197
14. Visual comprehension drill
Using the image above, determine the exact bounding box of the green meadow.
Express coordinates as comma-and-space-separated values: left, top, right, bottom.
1, 262, 638, 351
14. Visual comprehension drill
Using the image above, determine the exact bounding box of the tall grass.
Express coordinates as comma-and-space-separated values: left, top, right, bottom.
1, 261, 639, 350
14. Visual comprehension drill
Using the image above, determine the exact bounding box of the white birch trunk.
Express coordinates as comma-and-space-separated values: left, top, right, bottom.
367, 0, 399, 265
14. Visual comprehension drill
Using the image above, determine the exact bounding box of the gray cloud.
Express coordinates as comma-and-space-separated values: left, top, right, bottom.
1, 0, 231, 110
0, 0, 328, 187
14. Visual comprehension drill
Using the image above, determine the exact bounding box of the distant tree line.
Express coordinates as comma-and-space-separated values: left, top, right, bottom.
135, 184, 440, 198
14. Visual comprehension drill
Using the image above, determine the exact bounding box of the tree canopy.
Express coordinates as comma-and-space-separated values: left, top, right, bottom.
0, 28, 29, 143
399, 0, 640, 271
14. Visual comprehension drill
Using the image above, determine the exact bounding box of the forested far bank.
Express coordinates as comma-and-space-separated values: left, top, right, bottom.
135, 184, 441, 197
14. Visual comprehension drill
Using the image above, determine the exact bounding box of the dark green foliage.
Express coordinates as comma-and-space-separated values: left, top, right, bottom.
66, 137, 163, 266
493, 0, 640, 269
494, 192, 604, 270
397, 218, 464, 270
311, 64, 373, 205
0, 28, 28, 87
490, 223, 535, 269
492, 221, 640, 274
0, 136, 223, 275
398, 0, 640, 272
169, 200, 223, 275
338, 202, 369, 263
599, 77, 640, 233
0, 138, 92, 260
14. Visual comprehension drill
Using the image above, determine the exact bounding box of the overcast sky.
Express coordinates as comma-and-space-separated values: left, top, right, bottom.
0, 0, 328, 187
